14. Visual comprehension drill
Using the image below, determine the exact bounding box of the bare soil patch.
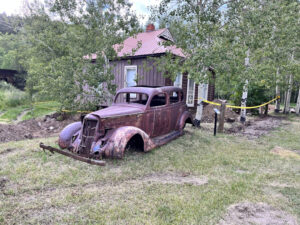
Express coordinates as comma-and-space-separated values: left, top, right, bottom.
227, 116, 285, 139
14, 109, 31, 123
241, 116, 283, 138
142, 172, 208, 186
218, 202, 298, 225
270, 146, 300, 160
0, 113, 80, 143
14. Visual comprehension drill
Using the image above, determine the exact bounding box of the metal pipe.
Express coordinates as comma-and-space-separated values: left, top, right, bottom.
40, 143, 106, 166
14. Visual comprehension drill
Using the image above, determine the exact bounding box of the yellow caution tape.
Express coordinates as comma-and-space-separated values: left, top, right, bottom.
197, 96, 280, 109
31, 101, 92, 113
33, 101, 57, 105
61, 109, 92, 113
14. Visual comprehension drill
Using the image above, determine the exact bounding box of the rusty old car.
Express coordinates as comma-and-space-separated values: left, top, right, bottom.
40, 86, 194, 165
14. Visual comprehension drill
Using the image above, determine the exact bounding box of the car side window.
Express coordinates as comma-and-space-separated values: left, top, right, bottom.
170, 91, 180, 104
150, 93, 166, 107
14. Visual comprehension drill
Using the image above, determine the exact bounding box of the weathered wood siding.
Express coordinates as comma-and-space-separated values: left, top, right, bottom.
110, 57, 166, 90
110, 57, 200, 111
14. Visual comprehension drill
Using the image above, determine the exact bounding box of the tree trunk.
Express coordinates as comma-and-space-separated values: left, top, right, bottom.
218, 101, 226, 133
240, 80, 248, 122
296, 89, 300, 115
275, 68, 281, 113
240, 49, 250, 122
283, 74, 293, 114
264, 104, 269, 115
194, 83, 208, 127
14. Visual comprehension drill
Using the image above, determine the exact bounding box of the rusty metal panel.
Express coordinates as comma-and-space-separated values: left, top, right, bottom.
42, 86, 194, 163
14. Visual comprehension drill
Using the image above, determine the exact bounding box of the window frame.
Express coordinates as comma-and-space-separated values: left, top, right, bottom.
186, 78, 195, 107
150, 93, 167, 108
169, 91, 180, 104
174, 73, 182, 88
124, 65, 137, 88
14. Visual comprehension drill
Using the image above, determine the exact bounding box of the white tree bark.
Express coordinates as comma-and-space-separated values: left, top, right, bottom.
240, 80, 248, 122
283, 74, 293, 114
275, 68, 281, 113
195, 83, 208, 126
295, 89, 300, 115
240, 49, 250, 122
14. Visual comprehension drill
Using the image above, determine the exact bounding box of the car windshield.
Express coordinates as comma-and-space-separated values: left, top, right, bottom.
115, 92, 149, 105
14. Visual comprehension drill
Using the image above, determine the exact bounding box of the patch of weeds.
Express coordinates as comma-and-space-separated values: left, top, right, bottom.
22, 101, 60, 120
155, 204, 176, 224
280, 187, 300, 217
0, 105, 30, 121
0, 216, 4, 224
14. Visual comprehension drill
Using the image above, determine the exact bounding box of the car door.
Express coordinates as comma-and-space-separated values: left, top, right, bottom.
169, 90, 184, 131
150, 93, 169, 137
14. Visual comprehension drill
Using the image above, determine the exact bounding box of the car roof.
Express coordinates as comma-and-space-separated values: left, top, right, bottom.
117, 86, 183, 96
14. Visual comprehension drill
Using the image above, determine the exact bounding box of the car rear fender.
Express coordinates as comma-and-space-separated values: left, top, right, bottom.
58, 122, 82, 149
178, 111, 194, 130
103, 126, 154, 159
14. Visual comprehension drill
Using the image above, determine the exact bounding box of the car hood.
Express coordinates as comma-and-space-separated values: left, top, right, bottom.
91, 105, 143, 119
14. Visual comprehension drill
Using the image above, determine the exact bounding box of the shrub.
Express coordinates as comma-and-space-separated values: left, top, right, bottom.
0, 81, 29, 109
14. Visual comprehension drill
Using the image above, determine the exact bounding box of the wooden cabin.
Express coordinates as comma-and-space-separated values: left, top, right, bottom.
88, 24, 215, 110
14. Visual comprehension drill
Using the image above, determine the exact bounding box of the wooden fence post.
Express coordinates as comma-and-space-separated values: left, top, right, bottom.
218, 101, 226, 133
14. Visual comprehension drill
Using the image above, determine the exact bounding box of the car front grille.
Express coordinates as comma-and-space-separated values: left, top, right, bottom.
78, 119, 98, 156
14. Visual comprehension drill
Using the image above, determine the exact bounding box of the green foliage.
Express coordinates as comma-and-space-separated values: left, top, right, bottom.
0, 81, 29, 109
152, 0, 300, 102
16, 0, 140, 110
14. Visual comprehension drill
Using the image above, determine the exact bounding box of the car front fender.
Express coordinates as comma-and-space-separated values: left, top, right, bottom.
103, 126, 155, 159
58, 122, 82, 149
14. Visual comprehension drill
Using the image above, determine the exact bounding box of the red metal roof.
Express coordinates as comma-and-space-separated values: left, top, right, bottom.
113, 28, 185, 58
85, 28, 185, 60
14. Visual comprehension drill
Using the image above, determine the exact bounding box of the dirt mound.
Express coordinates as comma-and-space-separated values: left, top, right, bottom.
201, 100, 239, 123
218, 202, 298, 225
225, 116, 285, 139
271, 146, 300, 160
241, 116, 283, 139
0, 113, 80, 143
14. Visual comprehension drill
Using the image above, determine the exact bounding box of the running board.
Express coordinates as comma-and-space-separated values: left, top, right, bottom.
39, 143, 106, 166
152, 130, 183, 147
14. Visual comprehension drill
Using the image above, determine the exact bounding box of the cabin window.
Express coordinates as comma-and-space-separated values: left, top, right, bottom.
150, 93, 166, 107
170, 91, 180, 104
174, 73, 182, 88
124, 65, 137, 87
186, 78, 195, 107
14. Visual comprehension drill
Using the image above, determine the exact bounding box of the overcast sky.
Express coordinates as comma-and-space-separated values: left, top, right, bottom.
0, 0, 160, 24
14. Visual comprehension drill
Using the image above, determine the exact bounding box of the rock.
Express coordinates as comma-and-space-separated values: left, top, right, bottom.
24, 134, 33, 139
0, 177, 9, 189
49, 126, 54, 130
226, 117, 235, 123
290, 108, 296, 113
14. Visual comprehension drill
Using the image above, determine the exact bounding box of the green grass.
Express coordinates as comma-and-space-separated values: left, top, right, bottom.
22, 101, 61, 120
0, 117, 299, 224
0, 101, 60, 122
0, 81, 61, 122
0, 105, 30, 121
